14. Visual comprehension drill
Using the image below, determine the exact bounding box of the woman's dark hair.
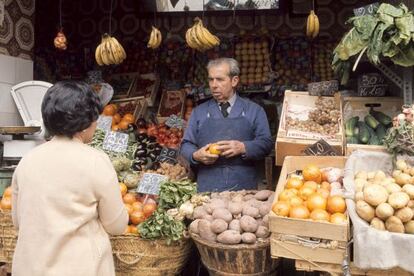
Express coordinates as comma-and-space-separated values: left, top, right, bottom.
41, 81, 103, 138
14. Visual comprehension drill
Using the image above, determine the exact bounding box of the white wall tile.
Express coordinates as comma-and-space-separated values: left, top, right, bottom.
0, 112, 23, 126
0, 54, 16, 84
15, 58, 33, 83
0, 83, 16, 113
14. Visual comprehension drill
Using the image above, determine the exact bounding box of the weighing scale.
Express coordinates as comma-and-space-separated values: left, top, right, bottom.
0, 81, 52, 166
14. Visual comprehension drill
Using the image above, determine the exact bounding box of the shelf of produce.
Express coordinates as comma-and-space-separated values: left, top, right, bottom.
343, 96, 402, 156
269, 156, 350, 265
111, 96, 148, 122
157, 90, 186, 123
295, 260, 412, 276
275, 91, 344, 166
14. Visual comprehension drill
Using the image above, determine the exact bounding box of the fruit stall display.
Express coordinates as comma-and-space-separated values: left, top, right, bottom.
312, 41, 336, 81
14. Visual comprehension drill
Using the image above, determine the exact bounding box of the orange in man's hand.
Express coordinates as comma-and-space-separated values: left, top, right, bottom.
208, 144, 221, 155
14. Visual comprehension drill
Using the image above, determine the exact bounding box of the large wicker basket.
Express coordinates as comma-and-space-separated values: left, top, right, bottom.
0, 209, 17, 270
110, 235, 192, 276
191, 233, 279, 276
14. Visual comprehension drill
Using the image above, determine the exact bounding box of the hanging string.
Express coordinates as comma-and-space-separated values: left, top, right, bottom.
233, 0, 237, 23
202, 0, 205, 20
108, 0, 114, 35
153, 10, 157, 28
59, 0, 62, 29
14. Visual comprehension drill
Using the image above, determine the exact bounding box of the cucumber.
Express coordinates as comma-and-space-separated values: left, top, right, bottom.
364, 114, 380, 129
357, 122, 371, 144
375, 124, 387, 143
367, 126, 381, 145
346, 136, 359, 144
345, 116, 359, 137
353, 124, 360, 137
370, 110, 392, 126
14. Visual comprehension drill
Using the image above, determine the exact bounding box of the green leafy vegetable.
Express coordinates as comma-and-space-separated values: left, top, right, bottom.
158, 179, 197, 210
383, 122, 414, 158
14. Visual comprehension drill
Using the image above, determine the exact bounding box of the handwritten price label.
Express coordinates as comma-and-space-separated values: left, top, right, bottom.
137, 173, 168, 195
102, 131, 129, 153
304, 139, 339, 156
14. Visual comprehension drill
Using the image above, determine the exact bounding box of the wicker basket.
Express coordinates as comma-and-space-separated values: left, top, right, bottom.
110, 235, 192, 276
191, 233, 279, 276
0, 209, 17, 269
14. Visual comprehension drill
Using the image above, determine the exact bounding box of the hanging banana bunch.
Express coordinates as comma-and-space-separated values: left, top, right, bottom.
95, 34, 127, 66
147, 26, 162, 49
185, 17, 220, 51
306, 10, 320, 39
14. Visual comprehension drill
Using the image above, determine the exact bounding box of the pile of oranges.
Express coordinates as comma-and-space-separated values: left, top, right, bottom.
0, 187, 12, 210
119, 183, 157, 235
102, 104, 136, 132
272, 164, 347, 224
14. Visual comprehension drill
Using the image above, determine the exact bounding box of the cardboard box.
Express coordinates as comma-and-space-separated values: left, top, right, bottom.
269, 156, 350, 265
275, 91, 344, 166
343, 96, 402, 156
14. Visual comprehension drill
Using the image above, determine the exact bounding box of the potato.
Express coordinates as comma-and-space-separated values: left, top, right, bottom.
259, 202, 272, 217
392, 170, 402, 178
210, 219, 229, 234
388, 192, 410, 209
217, 230, 242, 244
210, 198, 228, 210
204, 204, 214, 214
243, 194, 255, 201
210, 192, 220, 199
204, 214, 214, 221
375, 203, 394, 220
193, 206, 208, 219
242, 205, 260, 218
198, 219, 217, 242
385, 183, 402, 194
228, 202, 243, 216
231, 194, 244, 203
228, 219, 241, 233
395, 207, 413, 223
396, 159, 408, 171
385, 216, 405, 233
404, 220, 414, 234
241, 232, 257, 244
245, 199, 262, 209
374, 170, 386, 182
402, 184, 414, 199
363, 184, 388, 206
355, 191, 364, 201
367, 171, 376, 180
190, 219, 201, 234
408, 200, 414, 209
240, 215, 259, 233
212, 208, 233, 223
356, 200, 375, 222
370, 217, 385, 231
410, 168, 414, 176
395, 173, 411, 186
262, 214, 269, 227
255, 225, 270, 238
403, 167, 412, 174
254, 190, 273, 201
354, 179, 368, 192
355, 171, 368, 180
219, 191, 232, 200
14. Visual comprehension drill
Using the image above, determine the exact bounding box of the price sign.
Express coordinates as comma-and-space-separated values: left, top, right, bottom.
136, 173, 168, 195
97, 115, 113, 132
102, 131, 129, 153
304, 139, 339, 156
353, 2, 379, 16
156, 147, 178, 164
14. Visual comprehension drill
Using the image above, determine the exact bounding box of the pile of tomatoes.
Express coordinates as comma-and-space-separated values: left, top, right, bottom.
120, 183, 157, 235
137, 121, 183, 149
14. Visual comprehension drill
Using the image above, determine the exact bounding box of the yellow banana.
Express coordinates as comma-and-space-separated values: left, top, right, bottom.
185, 27, 197, 49
147, 27, 156, 48
110, 37, 125, 63
153, 28, 162, 49
190, 24, 205, 51
306, 10, 315, 38
195, 20, 213, 48
106, 37, 120, 64
100, 37, 111, 65
95, 43, 104, 66
312, 13, 320, 38
104, 37, 116, 64
112, 36, 127, 60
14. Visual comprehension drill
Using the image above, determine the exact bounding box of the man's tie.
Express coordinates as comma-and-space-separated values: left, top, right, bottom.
220, 102, 230, 118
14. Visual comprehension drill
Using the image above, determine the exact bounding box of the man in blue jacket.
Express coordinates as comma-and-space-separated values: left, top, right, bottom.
180, 58, 273, 192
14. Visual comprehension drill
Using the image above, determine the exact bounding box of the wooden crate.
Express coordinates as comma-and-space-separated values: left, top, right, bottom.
343, 96, 402, 156
276, 91, 344, 166
157, 90, 186, 123
295, 260, 413, 276
269, 156, 349, 265
111, 96, 147, 121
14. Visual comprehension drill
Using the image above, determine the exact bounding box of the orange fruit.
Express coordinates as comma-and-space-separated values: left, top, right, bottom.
310, 209, 330, 222
103, 105, 116, 116
278, 189, 297, 202
327, 196, 346, 214
303, 164, 322, 183
113, 113, 121, 124
330, 213, 347, 224
111, 124, 120, 131
288, 196, 303, 207
123, 193, 137, 204
118, 120, 130, 130
320, 181, 331, 191
143, 203, 157, 218
0, 197, 11, 210
124, 225, 131, 234
124, 204, 134, 215
272, 201, 290, 217
289, 205, 310, 219
303, 181, 318, 191
122, 113, 135, 124
307, 194, 327, 212
286, 177, 303, 190
3, 187, 12, 198
208, 144, 221, 155
316, 188, 330, 199
129, 225, 139, 234
119, 183, 127, 196
298, 186, 315, 201
132, 201, 144, 211
130, 210, 146, 225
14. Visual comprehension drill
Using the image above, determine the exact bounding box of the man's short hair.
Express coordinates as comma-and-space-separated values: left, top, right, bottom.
207, 58, 240, 77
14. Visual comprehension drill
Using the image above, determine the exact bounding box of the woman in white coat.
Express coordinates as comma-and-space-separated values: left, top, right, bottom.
11, 81, 128, 276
